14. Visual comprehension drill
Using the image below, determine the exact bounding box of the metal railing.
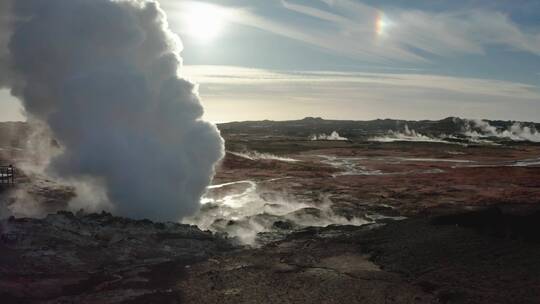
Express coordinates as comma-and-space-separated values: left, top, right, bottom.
0, 165, 15, 186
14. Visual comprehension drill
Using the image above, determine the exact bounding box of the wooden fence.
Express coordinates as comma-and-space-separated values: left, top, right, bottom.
0, 165, 15, 185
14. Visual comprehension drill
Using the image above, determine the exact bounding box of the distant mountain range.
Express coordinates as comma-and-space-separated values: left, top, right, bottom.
1, 117, 540, 151
218, 117, 540, 142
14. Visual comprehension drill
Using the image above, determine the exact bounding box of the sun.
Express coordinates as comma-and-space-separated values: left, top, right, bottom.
183, 2, 228, 43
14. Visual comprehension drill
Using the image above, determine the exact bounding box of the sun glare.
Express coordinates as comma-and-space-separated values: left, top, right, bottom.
183, 2, 228, 43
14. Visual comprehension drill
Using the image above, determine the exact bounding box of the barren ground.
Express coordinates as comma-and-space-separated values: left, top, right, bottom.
1, 128, 540, 303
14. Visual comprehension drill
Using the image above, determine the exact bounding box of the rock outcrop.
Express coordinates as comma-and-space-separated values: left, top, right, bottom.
0, 211, 234, 303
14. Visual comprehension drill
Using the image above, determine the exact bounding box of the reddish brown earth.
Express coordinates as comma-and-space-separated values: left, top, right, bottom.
215, 142, 540, 217
181, 141, 540, 304
2, 130, 540, 303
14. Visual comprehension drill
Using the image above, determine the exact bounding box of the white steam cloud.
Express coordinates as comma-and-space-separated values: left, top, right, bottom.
0, 0, 224, 221
369, 125, 450, 143
229, 151, 299, 163
310, 131, 348, 141
185, 179, 369, 245
463, 119, 540, 142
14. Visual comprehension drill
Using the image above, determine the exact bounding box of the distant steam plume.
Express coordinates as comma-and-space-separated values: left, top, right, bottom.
310, 131, 348, 141
464, 119, 540, 142
369, 125, 450, 144
0, 0, 224, 221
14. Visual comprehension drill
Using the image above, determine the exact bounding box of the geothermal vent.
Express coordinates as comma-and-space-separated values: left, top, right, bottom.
0, 0, 224, 221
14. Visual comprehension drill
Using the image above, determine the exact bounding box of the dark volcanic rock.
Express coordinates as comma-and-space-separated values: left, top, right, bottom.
177, 206, 540, 303
0, 211, 235, 303
178, 224, 435, 304
3, 196, 540, 303
355, 207, 540, 304
431, 205, 540, 242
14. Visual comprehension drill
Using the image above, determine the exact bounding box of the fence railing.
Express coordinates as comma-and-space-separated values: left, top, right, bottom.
0, 165, 15, 186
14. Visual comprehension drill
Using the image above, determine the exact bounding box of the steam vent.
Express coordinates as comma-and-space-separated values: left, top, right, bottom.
1, 0, 540, 303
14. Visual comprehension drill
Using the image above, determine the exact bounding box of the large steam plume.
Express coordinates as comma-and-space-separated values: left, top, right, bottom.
0, 0, 224, 221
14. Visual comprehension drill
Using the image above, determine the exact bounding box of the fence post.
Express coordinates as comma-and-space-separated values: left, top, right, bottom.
0, 165, 15, 186
9, 165, 14, 185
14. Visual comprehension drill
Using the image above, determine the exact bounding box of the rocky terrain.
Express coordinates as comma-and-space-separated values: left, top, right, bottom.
180, 207, 540, 304
1, 211, 233, 303
1, 119, 540, 303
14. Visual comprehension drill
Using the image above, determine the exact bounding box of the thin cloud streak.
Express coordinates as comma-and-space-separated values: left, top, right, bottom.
164, 0, 540, 63
183, 65, 540, 123
282, 0, 540, 61
183, 65, 540, 99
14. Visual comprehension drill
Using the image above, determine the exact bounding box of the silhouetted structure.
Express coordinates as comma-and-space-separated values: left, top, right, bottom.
0, 165, 15, 186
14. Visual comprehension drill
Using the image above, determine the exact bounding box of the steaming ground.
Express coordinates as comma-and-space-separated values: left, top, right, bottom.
0, 0, 223, 221
3, 120, 540, 303
369, 125, 453, 144
184, 177, 369, 245
0, 0, 538, 301
310, 131, 348, 141
464, 119, 540, 142
369, 120, 540, 144
184, 145, 540, 245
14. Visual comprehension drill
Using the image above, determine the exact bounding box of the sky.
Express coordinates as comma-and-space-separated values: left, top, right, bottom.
1, 0, 540, 123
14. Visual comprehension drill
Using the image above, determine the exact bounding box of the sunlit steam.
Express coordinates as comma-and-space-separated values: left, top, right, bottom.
463, 119, 540, 142
0, 0, 224, 221
185, 178, 370, 245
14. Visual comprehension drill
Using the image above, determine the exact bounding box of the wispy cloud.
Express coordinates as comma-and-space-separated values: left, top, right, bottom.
184, 65, 540, 99
280, 0, 540, 61
164, 0, 540, 63
157, 1, 540, 123
183, 65, 540, 123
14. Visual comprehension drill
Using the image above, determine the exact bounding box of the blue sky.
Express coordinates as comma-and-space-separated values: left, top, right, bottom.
2, 0, 539, 122
168, 0, 540, 82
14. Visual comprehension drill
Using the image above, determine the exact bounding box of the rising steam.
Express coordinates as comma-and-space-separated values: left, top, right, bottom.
310, 131, 348, 141
0, 0, 224, 221
369, 125, 450, 143
463, 119, 540, 142
185, 179, 369, 245
229, 151, 299, 163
